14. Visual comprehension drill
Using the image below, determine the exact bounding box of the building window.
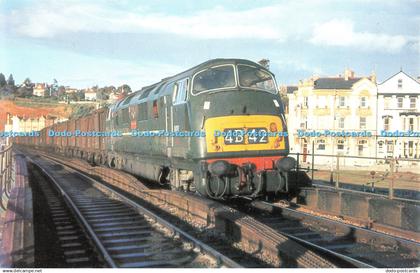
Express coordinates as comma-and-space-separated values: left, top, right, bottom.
386, 141, 394, 153
360, 97, 367, 108
409, 141, 414, 157
397, 97, 403, 108
337, 139, 344, 150
410, 97, 416, 109
338, 117, 345, 129
378, 141, 384, 151
358, 140, 367, 156
339, 96, 346, 107
384, 117, 390, 131
303, 97, 308, 107
317, 139, 325, 150
398, 79, 403, 88
360, 117, 366, 129
384, 97, 391, 109
409, 118, 414, 131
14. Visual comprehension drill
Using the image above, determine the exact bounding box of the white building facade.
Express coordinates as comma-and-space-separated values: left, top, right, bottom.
377, 71, 420, 162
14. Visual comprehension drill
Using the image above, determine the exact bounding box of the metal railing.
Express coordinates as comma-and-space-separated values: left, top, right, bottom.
290, 151, 420, 201
0, 144, 13, 212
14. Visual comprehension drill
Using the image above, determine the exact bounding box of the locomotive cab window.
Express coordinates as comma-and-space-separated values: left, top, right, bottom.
237, 64, 277, 93
174, 78, 189, 104
192, 65, 236, 94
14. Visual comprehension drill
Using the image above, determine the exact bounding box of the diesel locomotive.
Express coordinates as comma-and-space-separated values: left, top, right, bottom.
16, 59, 299, 199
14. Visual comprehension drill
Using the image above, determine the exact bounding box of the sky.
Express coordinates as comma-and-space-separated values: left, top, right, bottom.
0, 0, 419, 90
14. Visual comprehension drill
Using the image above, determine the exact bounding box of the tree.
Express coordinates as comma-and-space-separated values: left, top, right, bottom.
0, 73, 6, 87
117, 84, 132, 96
23, 78, 32, 87
7, 74, 15, 86
258, 59, 270, 70
15, 78, 33, 97
57, 85, 66, 98
50, 79, 58, 97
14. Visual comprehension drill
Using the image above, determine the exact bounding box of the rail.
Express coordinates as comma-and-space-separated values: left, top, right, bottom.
290, 152, 419, 201
0, 145, 13, 212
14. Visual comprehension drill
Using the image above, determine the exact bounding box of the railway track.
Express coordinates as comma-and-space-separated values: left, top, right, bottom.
247, 200, 419, 268
22, 148, 419, 268
27, 154, 240, 268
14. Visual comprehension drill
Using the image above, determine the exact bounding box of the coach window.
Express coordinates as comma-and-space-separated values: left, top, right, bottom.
174, 78, 189, 104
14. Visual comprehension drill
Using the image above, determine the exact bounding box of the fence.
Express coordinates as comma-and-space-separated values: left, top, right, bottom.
0, 145, 13, 212
290, 151, 420, 201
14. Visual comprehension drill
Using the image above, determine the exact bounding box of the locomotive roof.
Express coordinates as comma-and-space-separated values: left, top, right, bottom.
110, 58, 270, 112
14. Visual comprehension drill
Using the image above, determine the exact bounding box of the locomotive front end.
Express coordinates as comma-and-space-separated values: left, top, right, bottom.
200, 114, 295, 198
189, 60, 296, 198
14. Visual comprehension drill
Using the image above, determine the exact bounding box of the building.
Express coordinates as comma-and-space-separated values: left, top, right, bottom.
377, 70, 420, 162
4, 113, 67, 133
287, 69, 377, 167
84, 88, 97, 101
33, 83, 47, 97
65, 87, 78, 94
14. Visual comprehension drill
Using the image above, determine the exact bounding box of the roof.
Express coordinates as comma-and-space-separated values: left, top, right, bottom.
379, 70, 420, 85
110, 58, 273, 112
314, 77, 362, 89
286, 86, 298, 94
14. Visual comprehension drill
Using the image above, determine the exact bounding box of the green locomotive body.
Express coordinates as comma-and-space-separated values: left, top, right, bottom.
106, 58, 296, 198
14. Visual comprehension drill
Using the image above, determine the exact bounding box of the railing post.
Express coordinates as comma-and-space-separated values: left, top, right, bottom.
7, 148, 12, 194
335, 156, 339, 189
389, 159, 394, 199
311, 142, 315, 181
296, 153, 300, 171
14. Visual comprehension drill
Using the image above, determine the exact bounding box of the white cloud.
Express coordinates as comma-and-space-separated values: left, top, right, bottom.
3, 0, 418, 54
5, 1, 288, 41
310, 19, 408, 53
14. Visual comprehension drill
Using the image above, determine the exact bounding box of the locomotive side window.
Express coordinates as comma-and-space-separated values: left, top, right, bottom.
174, 78, 189, 104
237, 64, 277, 93
137, 102, 148, 121
192, 65, 235, 94
152, 100, 159, 118
121, 108, 129, 125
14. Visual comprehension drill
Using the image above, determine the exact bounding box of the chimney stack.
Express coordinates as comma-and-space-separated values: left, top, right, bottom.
370, 71, 377, 83
344, 68, 355, 81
